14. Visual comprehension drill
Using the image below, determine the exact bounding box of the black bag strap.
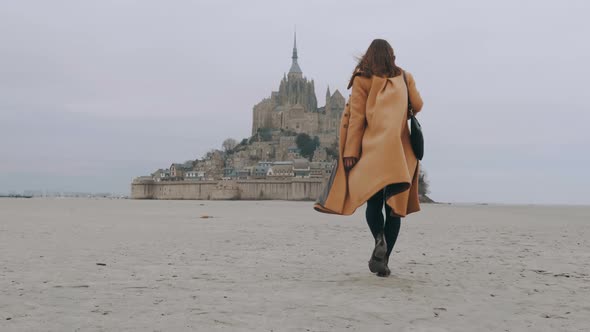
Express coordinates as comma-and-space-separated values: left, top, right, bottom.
402, 70, 414, 117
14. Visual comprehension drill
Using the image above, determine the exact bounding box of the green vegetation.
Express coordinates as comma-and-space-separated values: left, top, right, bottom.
325, 141, 339, 159
228, 138, 250, 154
295, 133, 320, 161
419, 168, 430, 196
257, 127, 273, 142
222, 138, 238, 153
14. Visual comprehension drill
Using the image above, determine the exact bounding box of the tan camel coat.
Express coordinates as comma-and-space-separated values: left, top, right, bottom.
313, 70, 424, 217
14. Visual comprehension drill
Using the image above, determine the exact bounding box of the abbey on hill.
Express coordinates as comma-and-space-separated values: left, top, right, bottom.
132, 33, 432, 202
251, 32, 345, 142
136, 32, 344, 186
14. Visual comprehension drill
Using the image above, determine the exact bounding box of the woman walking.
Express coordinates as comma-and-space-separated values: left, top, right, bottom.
314, 38, 424, 277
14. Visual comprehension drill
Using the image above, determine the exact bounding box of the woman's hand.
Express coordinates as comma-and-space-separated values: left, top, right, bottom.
343, 157, 358, 171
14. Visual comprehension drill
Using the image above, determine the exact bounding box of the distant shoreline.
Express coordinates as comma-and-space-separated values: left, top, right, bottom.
0, 194, 32, 199
3, 196, 588, 207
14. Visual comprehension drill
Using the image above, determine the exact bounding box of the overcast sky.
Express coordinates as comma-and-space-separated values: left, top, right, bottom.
1, 0, 589, 204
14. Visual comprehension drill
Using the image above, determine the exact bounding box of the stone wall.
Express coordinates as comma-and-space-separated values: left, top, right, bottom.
130, 179, 155, 199
131, 178, 326, 201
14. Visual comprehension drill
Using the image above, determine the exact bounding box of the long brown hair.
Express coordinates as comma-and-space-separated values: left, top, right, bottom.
347, 39, 402, 89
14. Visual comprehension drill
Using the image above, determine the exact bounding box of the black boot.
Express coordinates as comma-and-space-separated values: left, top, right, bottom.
376, 254, 391, 277
368, 232, 388, 275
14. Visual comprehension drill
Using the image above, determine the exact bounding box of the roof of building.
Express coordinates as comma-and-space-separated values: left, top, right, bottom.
309, 162, 322, 168
171, 163, 189, 170
293, 158, 310, 170
269, 164, 293, 172
273, 160, 294, 165
331, 89, 344, 101
288, 31, 302, 74
310, 161, 333, 168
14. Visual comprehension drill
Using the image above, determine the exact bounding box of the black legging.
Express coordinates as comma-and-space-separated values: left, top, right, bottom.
365, 188, 401, 257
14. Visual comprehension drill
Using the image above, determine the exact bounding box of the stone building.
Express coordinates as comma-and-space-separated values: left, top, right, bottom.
309, 161, 334, 178
251, 33, 345, 140
199, 150, 224, 180
151, 169, 170, 182
293, 158, 311, 178
170, 162, 193, 179
312, 147, 328, 162
143, 33, 346, 185
267, 164, 294, 178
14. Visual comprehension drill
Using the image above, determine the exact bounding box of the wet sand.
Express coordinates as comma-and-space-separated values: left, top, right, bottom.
1, 198, 589, 331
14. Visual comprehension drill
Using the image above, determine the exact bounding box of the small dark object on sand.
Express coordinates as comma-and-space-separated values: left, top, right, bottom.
96, 263, 107, 266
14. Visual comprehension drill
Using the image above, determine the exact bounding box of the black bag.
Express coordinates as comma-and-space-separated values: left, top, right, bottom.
402, 71, 424, 160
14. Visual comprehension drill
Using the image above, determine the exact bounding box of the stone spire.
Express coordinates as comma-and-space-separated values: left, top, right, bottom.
325, 85, 331, 113
288, 30, 302, 78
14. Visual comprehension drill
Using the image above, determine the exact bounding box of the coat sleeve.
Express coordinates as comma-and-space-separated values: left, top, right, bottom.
342, 76, 368, 159
406, 71, 424, 114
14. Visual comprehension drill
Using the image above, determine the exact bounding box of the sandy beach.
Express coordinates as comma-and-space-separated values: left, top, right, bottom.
0, 198, 589, 331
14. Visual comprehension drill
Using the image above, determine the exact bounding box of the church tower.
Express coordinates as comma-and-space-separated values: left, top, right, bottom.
277, 31, 317, 112
288, 31, 303, 80
252, 32, 323, 136
325, 85, 331, 113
